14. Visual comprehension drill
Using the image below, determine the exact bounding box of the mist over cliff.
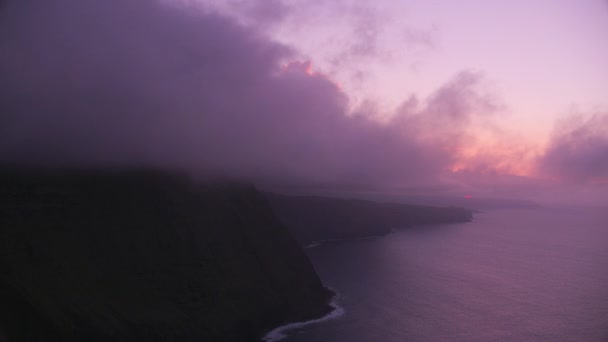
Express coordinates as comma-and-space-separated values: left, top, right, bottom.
0, 0, 521, 193
1, 0, 606, 206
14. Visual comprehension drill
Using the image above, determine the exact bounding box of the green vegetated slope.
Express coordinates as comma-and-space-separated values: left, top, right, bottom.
0, 168, 332, 342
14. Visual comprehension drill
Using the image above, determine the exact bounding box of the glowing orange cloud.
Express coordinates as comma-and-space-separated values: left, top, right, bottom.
280, 60, 314, 75
447, 131, 539, 177
279, 60, 343, 89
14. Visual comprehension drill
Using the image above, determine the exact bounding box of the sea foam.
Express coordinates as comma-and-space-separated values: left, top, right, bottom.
262, 292, 344, 342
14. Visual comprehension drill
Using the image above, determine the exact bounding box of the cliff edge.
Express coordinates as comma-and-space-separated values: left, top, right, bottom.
266, 193, 473, 245
0, 168, 333, 342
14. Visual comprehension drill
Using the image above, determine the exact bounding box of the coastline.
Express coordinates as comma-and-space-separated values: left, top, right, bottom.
304, 231, 391, 249
261, 290, 344, 342
0, 169, 334, 342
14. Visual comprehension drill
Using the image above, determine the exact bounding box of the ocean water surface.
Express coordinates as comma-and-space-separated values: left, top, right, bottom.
278, 208, 608, 342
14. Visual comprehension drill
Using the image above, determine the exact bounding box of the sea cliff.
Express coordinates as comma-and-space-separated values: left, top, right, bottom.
266, 193, 473, 245
0, 168, 333, 342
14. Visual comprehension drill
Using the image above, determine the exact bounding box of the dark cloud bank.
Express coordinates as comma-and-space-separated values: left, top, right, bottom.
1, 0, 606, 201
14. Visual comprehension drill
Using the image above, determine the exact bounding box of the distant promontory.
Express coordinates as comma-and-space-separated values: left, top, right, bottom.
266, 193, 473, 245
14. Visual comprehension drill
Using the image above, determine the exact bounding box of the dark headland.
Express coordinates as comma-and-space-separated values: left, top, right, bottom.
0, 168, 473, 341
266, 193, 473, 246
0, 168, 332, 342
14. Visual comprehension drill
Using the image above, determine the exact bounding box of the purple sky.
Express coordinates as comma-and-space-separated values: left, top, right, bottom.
0, 0, 606, 204
204, 0, 608, 137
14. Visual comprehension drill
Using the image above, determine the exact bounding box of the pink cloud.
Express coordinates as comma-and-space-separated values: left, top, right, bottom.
1, 0, 605, 206
537, 113, 608, 183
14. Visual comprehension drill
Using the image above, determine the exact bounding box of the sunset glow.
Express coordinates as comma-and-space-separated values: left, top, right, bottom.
2, 2, 608, 342
1, 0, 607, 202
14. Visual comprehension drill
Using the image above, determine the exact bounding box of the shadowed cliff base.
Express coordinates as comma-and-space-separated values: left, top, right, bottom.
0, 167, 333, 342
265, 193, 473, 246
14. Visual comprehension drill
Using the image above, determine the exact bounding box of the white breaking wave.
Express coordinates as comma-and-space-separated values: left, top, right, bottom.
305, 241, 321, 248
261, 292, 344, 342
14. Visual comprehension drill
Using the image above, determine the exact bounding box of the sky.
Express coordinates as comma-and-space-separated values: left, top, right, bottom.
0, 0, 606, 205
204, 0, 608, 136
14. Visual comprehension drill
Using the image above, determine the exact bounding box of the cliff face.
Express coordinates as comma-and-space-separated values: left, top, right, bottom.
0, 169, 333, 342
265, 193, 473, 245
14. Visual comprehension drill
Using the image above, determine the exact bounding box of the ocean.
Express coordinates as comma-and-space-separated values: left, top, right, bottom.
269, 207, 608, 342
